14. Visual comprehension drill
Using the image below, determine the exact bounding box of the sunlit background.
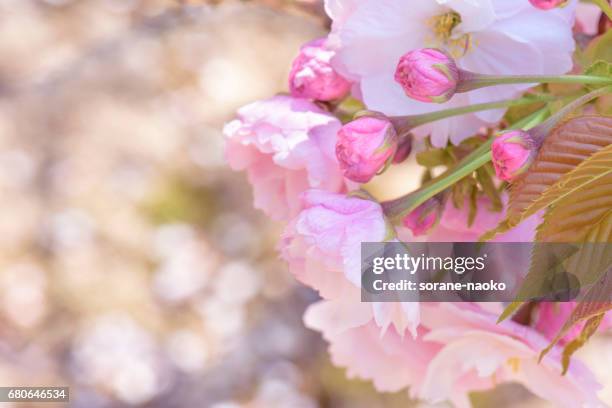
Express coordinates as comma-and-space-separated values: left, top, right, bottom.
0, 1, 610, 407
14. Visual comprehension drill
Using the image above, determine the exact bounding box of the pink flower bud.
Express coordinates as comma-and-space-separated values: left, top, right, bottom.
402, 198, 440, 236
528, 0, 568, 10
394, 48, 459, 103
491, 130, 537, 181
335, 116, 398, 183
288, 38, 351, 101
392, 135, 413, 164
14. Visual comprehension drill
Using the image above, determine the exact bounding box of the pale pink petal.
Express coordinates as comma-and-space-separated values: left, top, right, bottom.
575, 2, 602, 35
224, 96, 345, 220
304, 299, 373, 337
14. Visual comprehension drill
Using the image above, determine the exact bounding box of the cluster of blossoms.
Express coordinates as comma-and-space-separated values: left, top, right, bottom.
224, 0, 611, 406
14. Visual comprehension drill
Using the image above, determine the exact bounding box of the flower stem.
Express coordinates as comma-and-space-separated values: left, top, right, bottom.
530, 86, 612, 143
382, 148, 493, 220
391, 94, 553, 129
383, 85, 612, 221
457, 72, 612, 93
510, 106, 551, 131
381, 107, 551, 221
382, 85, 612, 221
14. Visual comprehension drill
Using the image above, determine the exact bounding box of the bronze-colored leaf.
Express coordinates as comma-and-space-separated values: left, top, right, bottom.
497, 209, 612, 323
532, 149, 612, 306
534, 144, 612, 242
560, 314, 605, 375
558, 211, 612, 291
481, 115, 612, 241
539, 267, 612, 365
497, 243, 579, 323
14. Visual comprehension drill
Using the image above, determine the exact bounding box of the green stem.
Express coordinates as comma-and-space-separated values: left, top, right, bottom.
592, 0, 612, 20
392, 94, 553, 129
457, 72, 612, 93
530, 86, 612, 142
382, 149, 492, 219
382, 86, 612, 221
382, 107, 551, 221
510, 106, 551, 131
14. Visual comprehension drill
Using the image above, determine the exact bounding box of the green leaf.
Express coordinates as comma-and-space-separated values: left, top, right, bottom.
585, 60, 612, 77
481, 115, 612, 241
497, 301, 523, 323
416, 148, 452, 168
420, 168, 433, 185
476, 166, 503, 212
335, 97, 366, 123
451, 177, 476, 211
547, 95, 586, 117
468, 184, 478, 227
585, 60, 612, 91
503, 95, 546, 125
584, 29, 612, 64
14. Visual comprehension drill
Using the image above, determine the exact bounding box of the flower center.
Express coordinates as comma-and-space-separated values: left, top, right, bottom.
433, 11, 461, 41
506, 357, 521, 373
426, 11, 472, 58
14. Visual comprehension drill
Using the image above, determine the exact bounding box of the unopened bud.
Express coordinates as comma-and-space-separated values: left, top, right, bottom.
289, 38, 351, 101
394, 48, 459, 103
402, 198, 441, 236
491, 130, 538, 181
528, 0, 568, 10
336, 116, 398, 183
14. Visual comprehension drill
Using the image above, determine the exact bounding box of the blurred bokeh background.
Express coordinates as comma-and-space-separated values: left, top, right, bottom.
0, 1, 610, 407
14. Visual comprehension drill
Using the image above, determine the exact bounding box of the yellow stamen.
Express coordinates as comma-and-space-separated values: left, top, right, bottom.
506, 357, 521, 373
425, 11, 473, 58
432, 11, 461, 41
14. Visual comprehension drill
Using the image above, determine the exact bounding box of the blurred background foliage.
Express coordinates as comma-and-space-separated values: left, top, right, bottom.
0, 1, 610, 407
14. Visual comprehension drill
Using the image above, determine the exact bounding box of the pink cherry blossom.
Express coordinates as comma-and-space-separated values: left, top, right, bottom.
280, 189, 388, 291
223, 96, 345, 220
306, 299, 602, 407
491, 130, 537, 181
326, 0, 577, 146
289, 38, 352, 101
302, 196, 604, 406
304, 301, 441, 394
394, 48, 459, 103
418, 303, 602, 407
575, 2, 602, 35
280, 189, 419, 336
335, 116, 398, 183
529, 0, 569, 10
401, 198, 441, 236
